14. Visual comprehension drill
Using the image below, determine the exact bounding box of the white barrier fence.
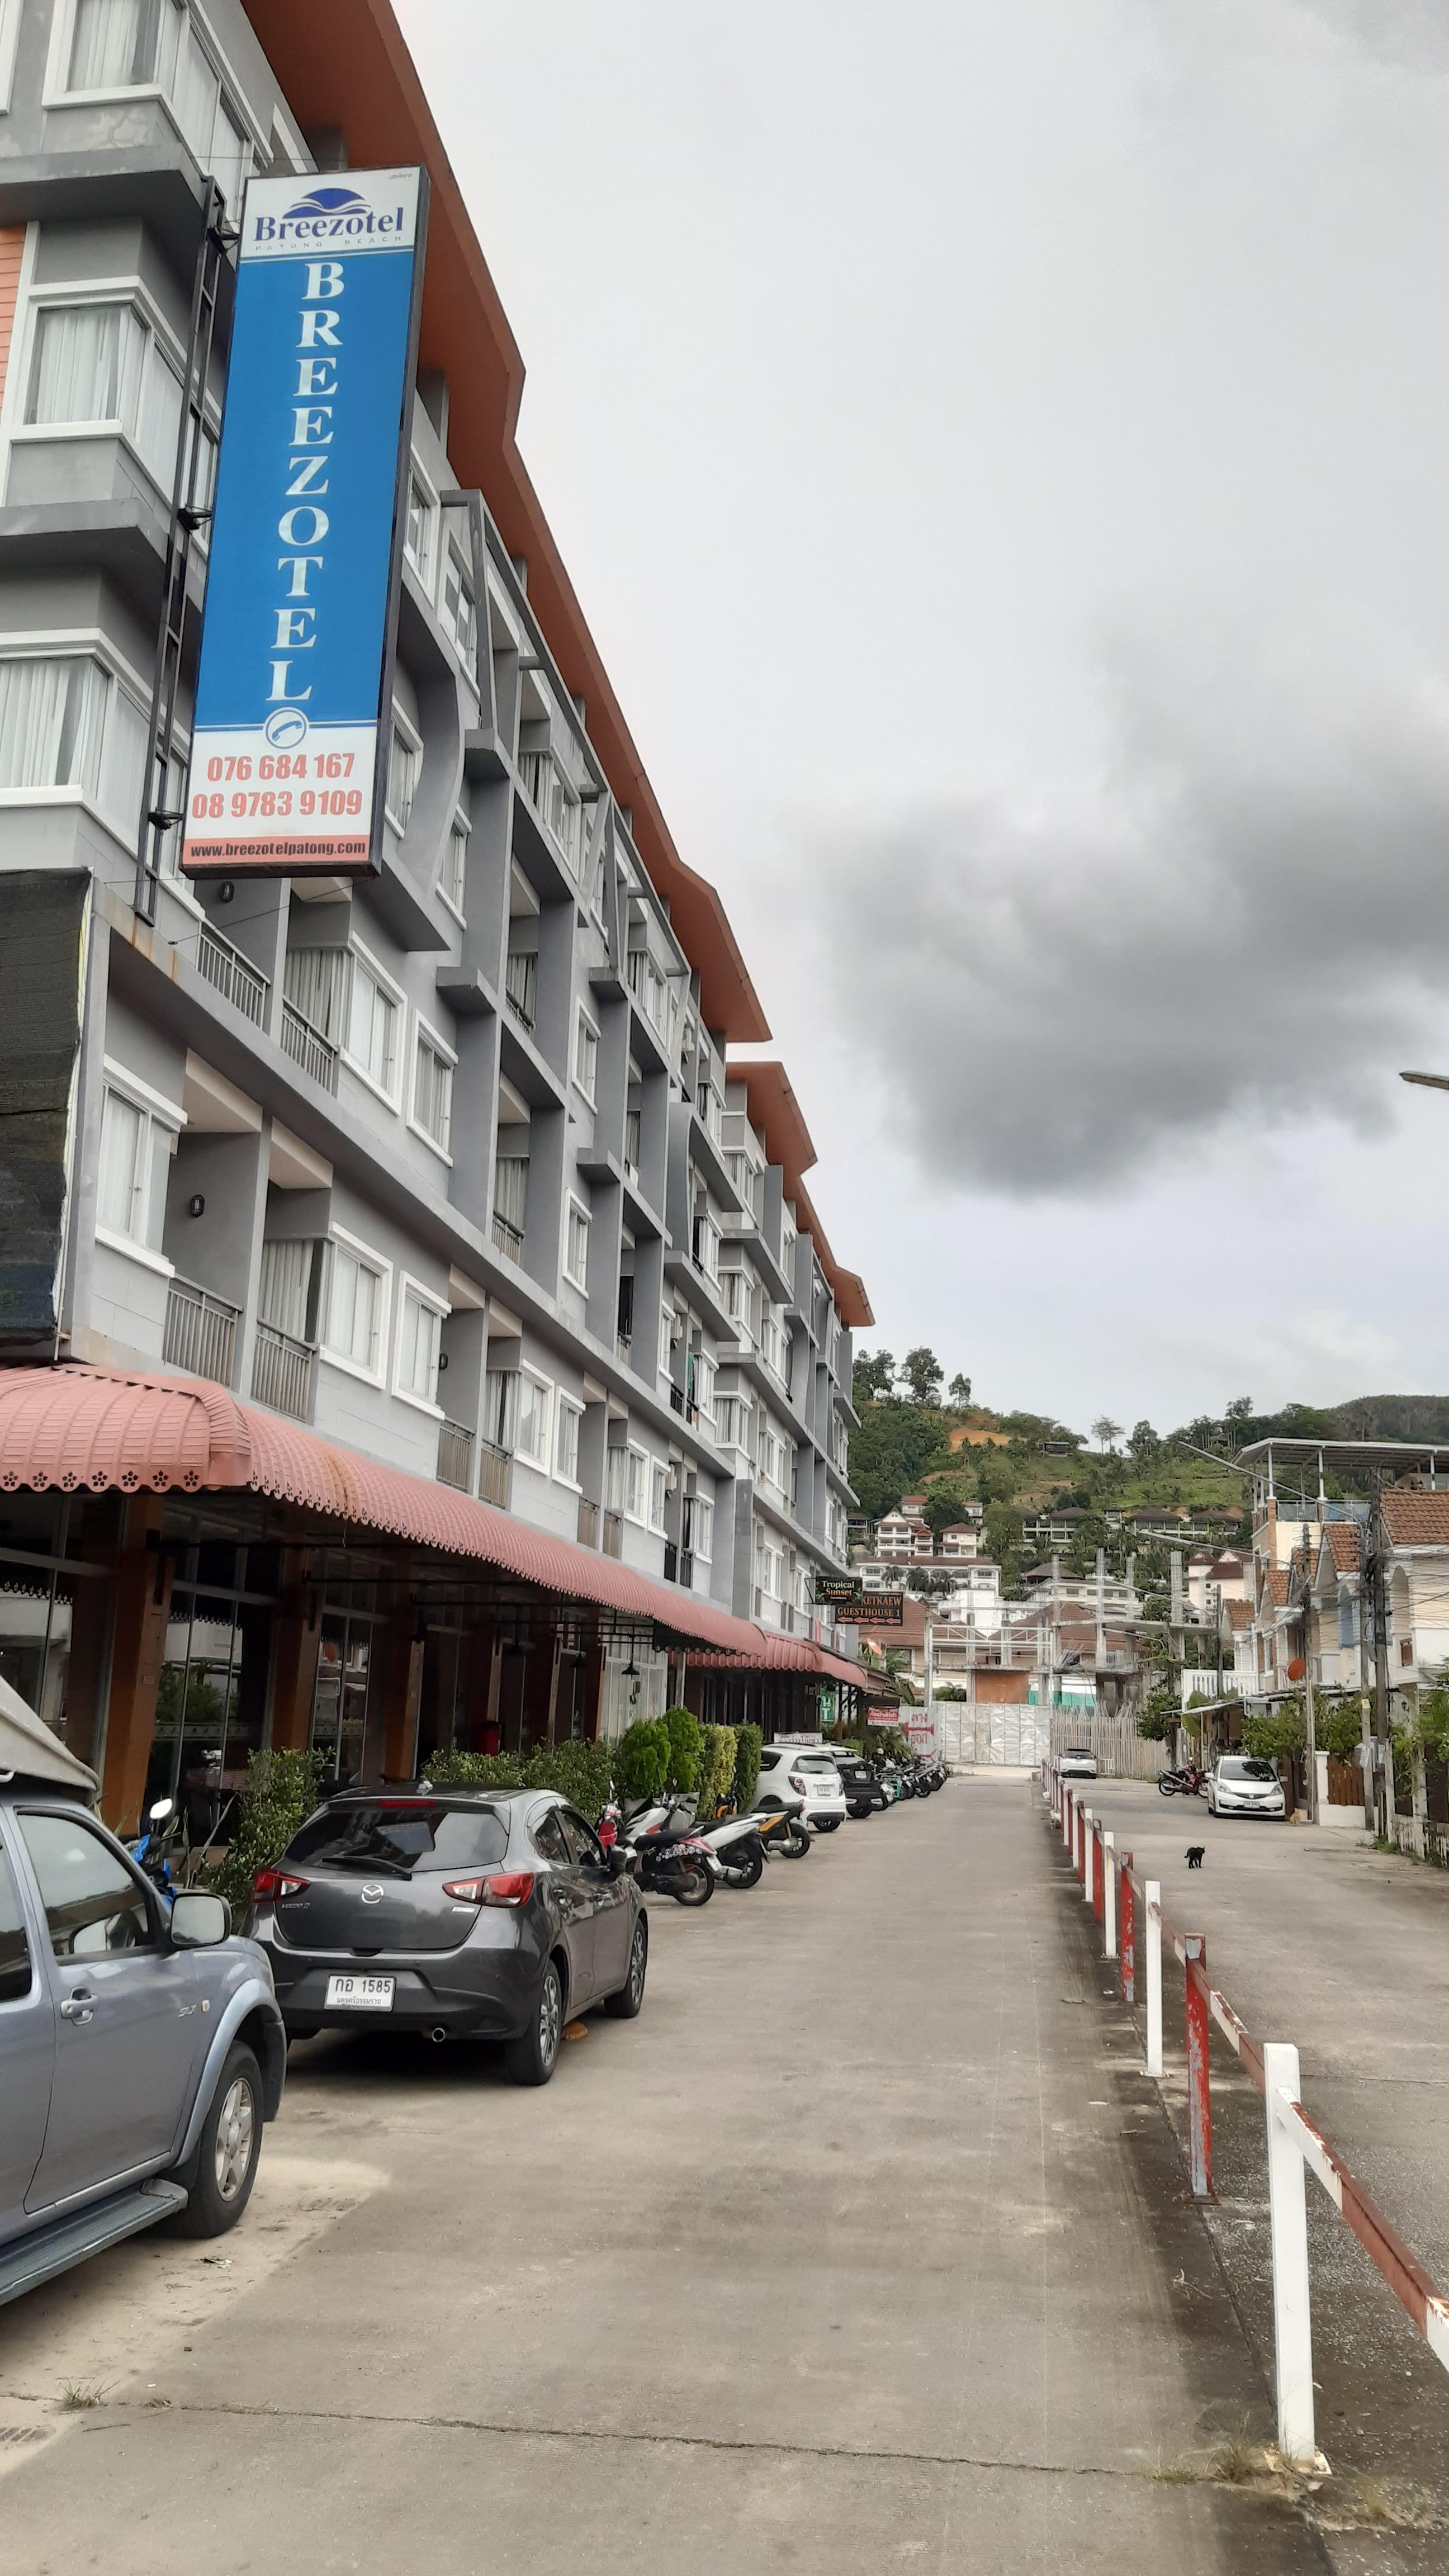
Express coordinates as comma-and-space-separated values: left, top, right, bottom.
1046, 1763, 1449, 2466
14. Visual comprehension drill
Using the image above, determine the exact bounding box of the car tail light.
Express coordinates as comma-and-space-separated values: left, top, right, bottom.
253, 1865, 307, 1900
789, 1773, 809, 1793
443, 1871, 536, 1907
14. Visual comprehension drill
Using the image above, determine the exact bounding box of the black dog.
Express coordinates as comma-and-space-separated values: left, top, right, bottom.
1185, 1846, 1205, 1869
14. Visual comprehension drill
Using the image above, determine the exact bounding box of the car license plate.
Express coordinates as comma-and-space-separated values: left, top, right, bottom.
325, 1973, 395, 2011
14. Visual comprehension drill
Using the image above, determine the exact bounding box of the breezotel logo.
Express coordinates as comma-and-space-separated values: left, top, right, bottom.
253, 183, 410, 249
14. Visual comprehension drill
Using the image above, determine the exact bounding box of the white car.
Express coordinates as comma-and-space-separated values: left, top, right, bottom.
1057, 1746, 1098, 1780
756, 1745, 847, 1832
1206, 1755, 1286, 1820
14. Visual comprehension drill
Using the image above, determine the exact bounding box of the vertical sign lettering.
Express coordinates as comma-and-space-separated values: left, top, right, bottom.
182, 169, 428, 879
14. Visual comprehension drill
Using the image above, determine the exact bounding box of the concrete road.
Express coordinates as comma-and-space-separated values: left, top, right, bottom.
1068, 1778, 1449, 2548
0, 1777, 1330, 2574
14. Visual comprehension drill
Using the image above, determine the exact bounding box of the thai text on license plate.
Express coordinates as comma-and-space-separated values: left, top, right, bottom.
325, 1973, 395, 2011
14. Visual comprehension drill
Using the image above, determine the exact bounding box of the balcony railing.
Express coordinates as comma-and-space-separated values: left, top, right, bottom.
281, 1001, 339, 1093
491, 1210, 524, 1265
602, 1510, 623, 1559
577, 1498, 600, 1549
615, 1333, 633, 1366
251, 1322, 315, 1420
695, 1083, 723, 1145
478, 1439, 512, 1509
678, 1548, 695, 1590
163, 1276, 239, 1386
197, 922, 268, 1027
437, 1420, 475, 1492
517, 750, 582, 873
663, 1541, 678, 1583
669, 1381, 699, 1425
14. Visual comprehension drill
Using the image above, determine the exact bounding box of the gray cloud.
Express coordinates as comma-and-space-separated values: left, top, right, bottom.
1296, 0, 1449, 67
802, 626, 1449, 1197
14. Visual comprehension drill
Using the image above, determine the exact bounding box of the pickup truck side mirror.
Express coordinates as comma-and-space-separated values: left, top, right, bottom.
169, 1891, 231, 1948
607, 1846, 631, 1879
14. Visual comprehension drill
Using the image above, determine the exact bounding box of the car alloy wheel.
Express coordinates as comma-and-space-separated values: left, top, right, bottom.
538, 1963, 562, 2071
212, 2073, 257, 2202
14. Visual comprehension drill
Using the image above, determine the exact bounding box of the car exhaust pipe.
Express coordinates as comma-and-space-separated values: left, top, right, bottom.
429, 2026, 448, 2044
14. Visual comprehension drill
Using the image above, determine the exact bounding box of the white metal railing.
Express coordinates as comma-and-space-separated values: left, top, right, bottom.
280, 1000, 339, 1093
251, 1322, 315, 1420
197, 922, 268, 1026
163, 1276, 239, 1385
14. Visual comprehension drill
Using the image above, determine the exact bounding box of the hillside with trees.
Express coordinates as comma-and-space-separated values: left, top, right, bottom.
845, 1356, 1445, 1575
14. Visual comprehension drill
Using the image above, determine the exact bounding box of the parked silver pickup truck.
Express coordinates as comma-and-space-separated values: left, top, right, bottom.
0, 1680, 286, 2310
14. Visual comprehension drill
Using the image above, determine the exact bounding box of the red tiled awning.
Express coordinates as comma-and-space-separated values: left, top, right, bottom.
0, 1366, 880, 1685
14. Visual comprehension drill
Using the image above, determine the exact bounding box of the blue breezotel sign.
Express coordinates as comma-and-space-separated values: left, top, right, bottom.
182, 169, 428, 880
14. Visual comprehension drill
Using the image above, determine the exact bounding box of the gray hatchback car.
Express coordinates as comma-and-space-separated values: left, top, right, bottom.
0, 1773, 287, 2310
248, 1786, 648, 2083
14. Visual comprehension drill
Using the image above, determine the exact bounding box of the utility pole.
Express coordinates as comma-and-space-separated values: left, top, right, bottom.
1367, 1469, 1391, 1838
1301, 1524, 1318, 1825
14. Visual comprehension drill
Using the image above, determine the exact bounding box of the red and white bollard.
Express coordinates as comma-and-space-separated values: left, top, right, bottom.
1144, 1881, 1163, 2077
1092, 1820, 1104, 1925
1083, 1808, 1095, 1908
1183, 1936, 1213, 2199
1120, 1857, 1135, 2002
1102, 1829, 1116, 1958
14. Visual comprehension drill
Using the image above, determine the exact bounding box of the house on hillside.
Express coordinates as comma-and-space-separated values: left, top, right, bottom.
873, 1505, 934, 1562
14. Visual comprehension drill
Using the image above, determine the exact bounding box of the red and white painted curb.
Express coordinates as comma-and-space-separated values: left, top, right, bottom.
1044, 1763, 1449, 2465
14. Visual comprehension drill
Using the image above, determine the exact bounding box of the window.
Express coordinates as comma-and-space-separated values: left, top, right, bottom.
683, 1494, 713, 1562
386, 716, 420, 835
405, 472, 434, 585
650, 1460, 669, 1535
411, 1025, 454, 1156
97, 1079, 174, 1257
564, 1197, 590, 1291
484, 1367, 519, 1453
323, 1237, 388, 1379
494, 1154, 528, 1241
555, 1396, 582, 1488
628, 949, 668, 1036
16, 1812, 153, 1958
606, 1446, 627, 1512
624, 1445, 648, 1525
780, 1217, 797, 1290
258, 1237, 316, 1342
692, 1208, 719, 1283
517, 1370, 552, 1469
172, 15, 252, 209
343, 948, 401, 1100
0, 1836, 32, 2002
441, 542, 477, 666
25, 297, 184, 491
504, 947, 537, 1030
0, 652, 147, 834
396, 1282, 445, 1409
573, 1010, 598, 1102
441, 808, 469, 919
67, 0, 160, 91
716, 1394, 750, 1451
721, 1266, 754, 1338
693, 1352, 716, 1427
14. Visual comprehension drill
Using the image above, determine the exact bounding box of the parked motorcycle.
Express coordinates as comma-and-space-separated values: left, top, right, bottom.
611, 1798, 717, 1905
127, 1796, 181, 1903
1157, 1764, 1206, 1798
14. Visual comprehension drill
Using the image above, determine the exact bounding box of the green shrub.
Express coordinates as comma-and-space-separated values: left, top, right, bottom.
210, 1747, 321, 1917
427, 1740, 613, 1820
694, 1722, 737, 1816
732, 1721, 762, 1813
1241, 1696, 1304, 1763
662, 1706, 701, 1796
1317, 1694, 1365, 1762
617, 1717, 671, 1803
869, 1723, 912, 1764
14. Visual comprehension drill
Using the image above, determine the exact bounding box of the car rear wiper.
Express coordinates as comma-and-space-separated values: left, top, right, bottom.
325, 1853, 413, 1878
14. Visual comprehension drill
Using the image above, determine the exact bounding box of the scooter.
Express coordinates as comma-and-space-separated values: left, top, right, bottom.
610, 1798, 718, 1905
128, 1796, 180, 1905
1157, 1764, 1206, 1798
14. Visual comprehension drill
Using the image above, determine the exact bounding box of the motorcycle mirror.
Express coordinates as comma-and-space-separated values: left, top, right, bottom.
148, 1797, 176, 1823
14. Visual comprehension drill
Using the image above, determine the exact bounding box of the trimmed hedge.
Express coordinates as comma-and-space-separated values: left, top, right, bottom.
695, 1722, 737, 1816
662, 1706, 702, 1796
616, 1717, 671, 1803
427, 1740, 613, 1821
732, 1721, 762, 1815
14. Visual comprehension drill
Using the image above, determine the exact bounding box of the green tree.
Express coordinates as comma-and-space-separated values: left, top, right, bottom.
1092, 1416, 1123, 1452
922, 1484, 970, 1539
1127, 1419, 1159, 1464
853, 1349, 897, 1403
899, 1346, 944, 1405
948, 1372, 972, 1408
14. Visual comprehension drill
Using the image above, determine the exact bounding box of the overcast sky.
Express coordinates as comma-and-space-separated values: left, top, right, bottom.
398, 0, 1449, 1434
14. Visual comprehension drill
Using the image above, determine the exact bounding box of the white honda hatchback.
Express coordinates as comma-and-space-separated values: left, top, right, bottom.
755, 1745, 849, 1832
1206, 1755, 1286, 1821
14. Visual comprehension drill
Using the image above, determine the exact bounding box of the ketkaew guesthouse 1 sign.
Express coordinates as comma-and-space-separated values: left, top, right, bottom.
182, 169, 428, 880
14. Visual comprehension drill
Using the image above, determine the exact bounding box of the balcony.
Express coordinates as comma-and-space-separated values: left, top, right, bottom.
517, 750, 583, 874
163, 1276, 239, 1386
504, 948, 537, 1031
669, 1381, 699, 1426
437, 1420, 475, 1493
663, 1541, 678, 1583
280, 1001, 339, 1093
491, 1210, 524, 1265
679, 1548, 695, 1590
478, 1439, 512, 1509
603, 1510, 623, 1559
196, 922, 268, 1027
251, 1322, 315, 1421
577, 1498, 599, 1548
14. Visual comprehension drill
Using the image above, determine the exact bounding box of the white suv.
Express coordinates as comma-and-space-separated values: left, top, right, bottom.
756, 1745, 847, 1832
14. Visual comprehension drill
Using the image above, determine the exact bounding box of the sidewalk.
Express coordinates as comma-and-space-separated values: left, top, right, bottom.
0, 1777, 1323, 2573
